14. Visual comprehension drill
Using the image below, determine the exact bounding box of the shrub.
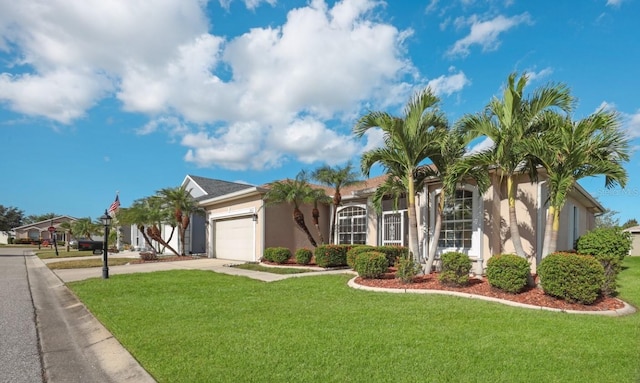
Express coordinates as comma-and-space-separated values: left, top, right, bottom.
314, 245, 349, 268
263, 247, 291, 264
395, 255, 422, 284
538, 252, 605, 305
576, 227, 632, 260
346, 245, 374, 269
294, 248, 313, 265
438, 252, 472, 286
486, 254, 530, 294
576, 227, 631, 296
140, 251, 158, 261
354, 251, 388, 279
376, 246, 409, 267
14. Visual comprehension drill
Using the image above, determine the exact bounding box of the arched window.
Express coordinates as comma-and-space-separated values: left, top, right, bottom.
337, 206, 367, 245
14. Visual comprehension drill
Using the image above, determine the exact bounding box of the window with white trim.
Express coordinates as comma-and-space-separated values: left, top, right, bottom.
338, 206, 367, 245
438, 189, 474, 249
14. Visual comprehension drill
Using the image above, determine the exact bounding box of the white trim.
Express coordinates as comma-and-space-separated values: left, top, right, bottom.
336, 204, 367, 245
382, 210, 407, 246
199, 187, 265, 205
209, 208, 257, 261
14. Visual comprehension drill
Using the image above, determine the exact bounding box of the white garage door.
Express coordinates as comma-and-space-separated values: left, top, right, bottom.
213, 217, 254, 261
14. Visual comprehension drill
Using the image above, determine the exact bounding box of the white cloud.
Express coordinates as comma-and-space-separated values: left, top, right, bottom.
606, 0, 624, 7
526, 67, 553, 82
447, 13, 533, 57
427, 69, 470, 96
218, 0, 276, 10
0, 0, 462, 171
623, 110, 640, 139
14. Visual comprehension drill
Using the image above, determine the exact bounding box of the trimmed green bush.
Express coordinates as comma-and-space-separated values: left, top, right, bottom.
576, 227, 632, 260
438, 252, 472, 286
263, 247, 291, 264
576, 227, 632, 296
486, 254, 530, 294
354, 251, 388, 279
294, 248, 313, 265
376, 246, 409, 267
346, 245, 374, 269
395, 255, 422, 284
314, 245, 349, 268
538, 252, 605, 305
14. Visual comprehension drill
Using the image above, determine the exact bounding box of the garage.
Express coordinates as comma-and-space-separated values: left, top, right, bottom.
213, 217, 255, 261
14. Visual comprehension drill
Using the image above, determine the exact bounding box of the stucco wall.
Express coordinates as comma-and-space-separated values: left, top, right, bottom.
264, 202, 330, 256
630, 233, 640, 256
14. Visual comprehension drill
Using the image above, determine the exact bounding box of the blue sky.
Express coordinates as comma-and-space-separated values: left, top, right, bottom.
1, 0, 639, 224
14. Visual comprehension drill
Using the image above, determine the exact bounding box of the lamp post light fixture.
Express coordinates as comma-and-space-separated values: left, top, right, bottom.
99, 210, 112, 279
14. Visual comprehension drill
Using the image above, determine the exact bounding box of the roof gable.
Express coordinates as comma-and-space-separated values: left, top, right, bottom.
186, 175, 255, 200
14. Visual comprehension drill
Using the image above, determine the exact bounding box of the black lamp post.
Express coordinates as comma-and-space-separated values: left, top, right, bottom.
100, 210, 112, 279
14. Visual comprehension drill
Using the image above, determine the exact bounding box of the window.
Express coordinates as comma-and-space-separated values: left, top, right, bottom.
338, 206, 366, 245
382, 211, 408, 247
438, 189, 473, 249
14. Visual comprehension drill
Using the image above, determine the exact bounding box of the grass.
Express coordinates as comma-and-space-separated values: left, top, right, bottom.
232, 262, 317, 274
37, 249, 98, 259
47, 258, 134, 269
68, 258, 640, 383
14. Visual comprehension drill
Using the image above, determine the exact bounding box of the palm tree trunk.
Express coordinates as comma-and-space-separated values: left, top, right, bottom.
541, 205, 555, 259
548, 207, 560, 254
425, 193, 444, 274
147, 225, 180, 256
406, 174, 420, 260
330, 204, 337, 244
293, 208, 317, 247
138, 225, 155, 252
181, 215, 190, 256
507, 175, 526, 257
312, 207, 325, 244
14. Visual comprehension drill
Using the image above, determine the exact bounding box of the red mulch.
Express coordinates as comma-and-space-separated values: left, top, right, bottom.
355, 271, 626, 312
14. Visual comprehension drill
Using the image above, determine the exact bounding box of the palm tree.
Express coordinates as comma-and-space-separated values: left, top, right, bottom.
354, 87, 447, 259
263, 171, 318, 247
420, 126, 490, 273
459, 72, 574, 258
158, 185, 204, 256
71, 217, 100, 241
305, 188, 332, 245
524, 109, 629, 256
311, 162, 363, 243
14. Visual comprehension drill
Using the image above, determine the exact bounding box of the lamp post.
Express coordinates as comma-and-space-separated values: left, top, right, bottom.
100, 210, 112, 279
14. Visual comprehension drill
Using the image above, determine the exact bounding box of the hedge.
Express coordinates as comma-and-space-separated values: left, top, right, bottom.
538, 252, 605, 305
486, 254, 530, 294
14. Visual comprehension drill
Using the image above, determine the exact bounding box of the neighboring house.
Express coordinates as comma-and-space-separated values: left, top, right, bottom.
623, 226, 640, 256
170, 172, 602, 274
12, 216, 77, 243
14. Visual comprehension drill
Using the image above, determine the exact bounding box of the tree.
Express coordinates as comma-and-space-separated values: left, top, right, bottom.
595, 206, 620, 229
524, 109, 629, 256
158, 185, 204, 256
58, 220, 74, 252
263, 171, 318, 247
306, 188, 332, 245
459, 72, 574, 258
118, 196, 180, 256
23, 213, 56, 225
71, 218, 100, 240
354, 87, 447, 259
0, 205, 24, 233
311, 162, 363, 244
622, 218, 638, 229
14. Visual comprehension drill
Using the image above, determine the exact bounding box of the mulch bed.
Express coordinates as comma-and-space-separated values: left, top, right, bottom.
129, 256, 202, 264
355, 271, 625, 312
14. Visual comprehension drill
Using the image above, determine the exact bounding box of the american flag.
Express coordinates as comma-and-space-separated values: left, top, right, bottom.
108, 194, 120, 214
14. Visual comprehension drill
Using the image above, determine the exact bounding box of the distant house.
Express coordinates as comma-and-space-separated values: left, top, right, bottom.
12, 216, 77, 244
182, 170, 602, 274
623, 225, 640, 256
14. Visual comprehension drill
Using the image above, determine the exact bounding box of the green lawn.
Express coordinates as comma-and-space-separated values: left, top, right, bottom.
37, 249, 95, 259
68, 258, 640, 383
46, 258, 133, 269
232, 262, 317, 274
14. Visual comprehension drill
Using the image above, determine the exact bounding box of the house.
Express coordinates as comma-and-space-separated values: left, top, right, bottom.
187, 170, 602, 274
12, 216, 77, 244
623, 226, 640, 256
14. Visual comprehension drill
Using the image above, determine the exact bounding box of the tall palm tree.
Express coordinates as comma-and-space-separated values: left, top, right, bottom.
354, 87, 447, 259
305, 188, 332, 245
311, 162, 363, 244
420, 126, 490, 273
524, 109, 629, 256
263, 171, 318, 247
158, 185, 204, 256
459, 72, 574, 258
